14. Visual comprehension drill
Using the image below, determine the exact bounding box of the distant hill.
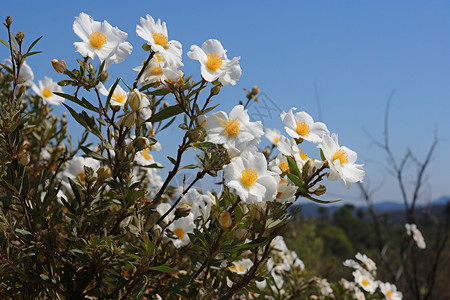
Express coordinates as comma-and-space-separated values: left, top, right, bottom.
293, 196, 450, 220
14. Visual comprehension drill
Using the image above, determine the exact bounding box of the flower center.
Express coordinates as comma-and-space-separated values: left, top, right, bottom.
236, 265, 244, 272
151, 66, 162, 75
224, 118, 240, 137
299, 147, 308, 160
42, 88, 53, 98
273, 137, 280, 144
77, 172, 86, 184
206, 54, 223, 72
142, 148, 152, 161
152, 33, 169, 47
173, 228, 184, 240
332, 149, 349, 166
89, 31, 107, 49
279, 161, 290, 173
113, 92, 127, 103
295, 121, 310, 137
386, 290, 392, 299
361, 278, 369, 286
240, 168, 257, 187
155, 54, 163, 62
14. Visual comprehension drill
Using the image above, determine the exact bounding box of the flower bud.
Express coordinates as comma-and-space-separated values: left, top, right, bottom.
251, 85, 260, 95
120, 112, 136, 128
99, 70, 109, 83
175, 204, 191, 219
111, 105, 121, 112
5, 16, 12, 26
313, 185, 327, 196
133, 137, 150, 151
51, 59, 67, 73
18, 150, 30, 166
210, 84, 221, 96
163, 101, 169, 108
127, 89, 149, 112
16, 31, 24, 42
218, 211, 232, 229
97, 166, 111, 180
197, 115, 207, 127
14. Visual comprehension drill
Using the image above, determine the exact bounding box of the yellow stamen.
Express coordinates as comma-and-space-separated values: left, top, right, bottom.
155, 54, 163, 62
361, 279, 369, 286
332, 149, 349, 166
142, 148, 152, 161
173, 228, 184, 240
273, 137, 280, 144
112, 92, 127, 104
152, 33, 169, 47
90, 31, 107, 50
77, 172, 86, 183
236, 265, 244, 272
151, 66, 162, 75
295, 121, 310, 137
276, 192, 283, 198
206, 54, 223, 72
224, 118, 240, 137
279, 178, 287, 184
240, 168, 257, 187
386, 290, 392, 299
299, 147, 308, 160
42, 88, 53, 98
279, 161, 290, 173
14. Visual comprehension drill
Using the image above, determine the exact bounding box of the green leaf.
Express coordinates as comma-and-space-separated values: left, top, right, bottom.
287, 173, 303, 188
80, 146, 107, 162
21, 51, 42, 60
105, 78, 120, 111
139, 82, 156, 91
147, 105, 183, 123
167, 156, 177, 165
160, 116, 176, 131
15, 228, 33, 241
147, 89, 171, 96
26, 35, 42, 53
148, 265, 178, 273
56, 93, 99, 113
0, 38, 10, 49
197, 142, 217, 148
63, 103, 87, 127
320, 148, 326, 161
305, 195, 341, 204
227, 237, 270, 252
60, 196, 76, 215
0, 106, 8, 119
286, 156, 301, 177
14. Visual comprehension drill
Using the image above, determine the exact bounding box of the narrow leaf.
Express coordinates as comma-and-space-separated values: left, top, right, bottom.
147, 105, 183, 123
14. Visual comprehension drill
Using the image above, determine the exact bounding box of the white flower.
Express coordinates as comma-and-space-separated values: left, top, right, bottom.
97, 82, 128, 107
3, 57, 34, 86
276, 135, 309, 167
316, 278, 333, 297
180, 189, 213, 222
275, 178, 297, 203
61, 156, 100, 189
354, 287, 366, 300
166, 214, 194, 248
343, 258, 361, 270
228, 258, 253, 274
265, 128, 282, 145
355, 252, 377, 273
379, 282, 403, 300
31, 76, 64, 105
353, 269, 377, 294
133, 53, 183, 85
136, 14, 183, 67
156, 202, 174, 223
405, 223, 426, 249
281, 108, 329, 144
187, 39, 241, 86
205, 105, 263, 151
73, 12, 132, 68
319, 133, 365, 188
224, 152, 277, 204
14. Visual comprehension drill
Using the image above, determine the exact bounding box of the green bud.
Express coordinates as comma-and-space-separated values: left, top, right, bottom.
5, 16, 12, 26
313, 184, 327, 196
18, 150, 30, 166
16, 31, 24, 42
99, 70, 109, 83
210, 84, 222, 96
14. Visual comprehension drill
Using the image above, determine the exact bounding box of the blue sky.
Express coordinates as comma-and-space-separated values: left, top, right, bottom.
1, 0, 449, 205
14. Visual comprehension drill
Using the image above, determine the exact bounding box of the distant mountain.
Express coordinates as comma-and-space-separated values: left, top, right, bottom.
292, 196, 450, 219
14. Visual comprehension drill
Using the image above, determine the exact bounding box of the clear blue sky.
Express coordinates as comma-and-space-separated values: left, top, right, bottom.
1, 0, 449, 205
